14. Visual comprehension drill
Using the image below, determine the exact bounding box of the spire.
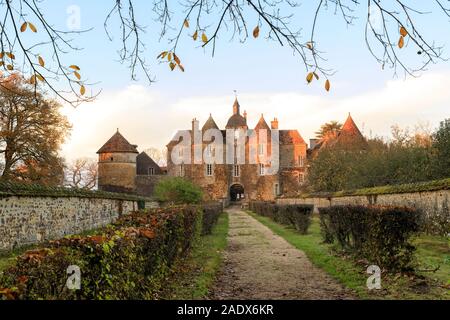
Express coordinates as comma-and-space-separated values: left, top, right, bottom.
233, 97, 240, 115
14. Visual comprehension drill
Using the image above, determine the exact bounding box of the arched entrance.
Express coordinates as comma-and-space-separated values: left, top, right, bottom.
230, 184, 245, 202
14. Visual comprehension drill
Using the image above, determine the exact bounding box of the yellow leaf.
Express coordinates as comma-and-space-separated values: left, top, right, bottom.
306, 72, 314, 84
28, 22, 37, 32
6, 52, 15, 59
184, 19, 190, 28
6, 64, 13, 71
201, 33, 208, 43
169, 62, 176, 71
193, 30, 198, 41
400, 26, 408, 37
173, 54, 180, 65
74, 71, 81, 80
30, 75, 36, 85
325, 79, 331, 92
313, 72, 319, 80
253, 26, 260, 38
0, 52, 3, 59
38, 56, 45, 67
179, 64, 185, 72
37, 74, 44, 82
157, 51, 167, 59
307, 42, 313, 50
20, 22, 27, 32
167, 52, 172, 61
398, 35, 404, 49
69, 65, 80, 70
0, 61, 3, 66
80, 85, 86, 95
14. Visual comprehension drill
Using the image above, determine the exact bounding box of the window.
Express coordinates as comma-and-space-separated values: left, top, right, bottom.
258, 143, 265, 155
110, 157, 114, 161
206, 164, 213, 176
259, 163, 265, 176
274, 183, 280, 196
179, 164, 185, 177
148, 167, 154, 175
298, 155, 305, 167
299, 173, 305, 183
234, 165, 240, 177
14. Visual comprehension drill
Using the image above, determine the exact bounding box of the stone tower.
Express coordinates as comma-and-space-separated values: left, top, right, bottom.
97, 130, 139, 193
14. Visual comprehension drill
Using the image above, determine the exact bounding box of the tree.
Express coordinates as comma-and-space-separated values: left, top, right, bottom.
65, 158, 98, 190
154, 177, 203, 204
315, 121, 342, 139
432, 119, 450, 178
1, 1, 450, 104
0, 73, 71, 185
143, 147, 167, 167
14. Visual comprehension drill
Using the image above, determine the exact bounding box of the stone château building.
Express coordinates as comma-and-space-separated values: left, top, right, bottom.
96, 99, 366, 203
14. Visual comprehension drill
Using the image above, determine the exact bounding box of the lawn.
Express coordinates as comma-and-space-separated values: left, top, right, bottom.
160, 212, 229, 299
248, 212, 449, 300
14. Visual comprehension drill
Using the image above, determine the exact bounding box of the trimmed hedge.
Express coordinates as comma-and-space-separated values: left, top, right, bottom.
319, 205, 421, 271
250, 201, 314, 234
0, 203, 222, 300
0, 181, 153, 202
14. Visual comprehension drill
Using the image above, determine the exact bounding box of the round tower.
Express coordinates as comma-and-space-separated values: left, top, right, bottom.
97, 129, 138, 193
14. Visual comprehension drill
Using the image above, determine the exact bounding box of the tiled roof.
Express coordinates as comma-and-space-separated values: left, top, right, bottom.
255, 114, 270, 131
202, 114, 219, 131
279, 130, 306, 145
97, 131, 138, 154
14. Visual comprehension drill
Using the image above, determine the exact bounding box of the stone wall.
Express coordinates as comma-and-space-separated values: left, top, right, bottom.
0, 195, 158, 251
277, 190, 450, 218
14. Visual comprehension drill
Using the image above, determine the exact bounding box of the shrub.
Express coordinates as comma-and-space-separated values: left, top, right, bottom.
154, 177, 203, 204
250, 201, 314, 234
319, 205, 421, 271
201, 202, 223, 235
0, 203, 222, 300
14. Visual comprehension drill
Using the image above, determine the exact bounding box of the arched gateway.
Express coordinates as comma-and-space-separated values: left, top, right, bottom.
229, 184, 245, 202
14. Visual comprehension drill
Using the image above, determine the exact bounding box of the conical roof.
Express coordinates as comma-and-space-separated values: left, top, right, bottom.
97, 130, 139, 154
202, 114, 219, 132
255, 114, 270, 131
333, 114, 367, 149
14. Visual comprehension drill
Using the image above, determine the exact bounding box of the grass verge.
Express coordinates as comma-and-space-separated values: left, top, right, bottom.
161, 212, 229, 299
248, 211, 449, 300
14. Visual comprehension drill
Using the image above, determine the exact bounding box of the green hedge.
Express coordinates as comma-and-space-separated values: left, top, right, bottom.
0, 181, 153, 202
250, 201, 314, 234
303, 178, 450, 198
0, 203, 222, 300
319, 205, 421, 271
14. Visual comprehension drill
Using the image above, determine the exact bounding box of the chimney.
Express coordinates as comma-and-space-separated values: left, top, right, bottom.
271, 117, 279, 129
192, 118, 199, 132
310, 138, 318, 149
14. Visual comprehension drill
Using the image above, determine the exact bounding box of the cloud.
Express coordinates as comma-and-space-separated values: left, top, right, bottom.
61, 71, 450, 161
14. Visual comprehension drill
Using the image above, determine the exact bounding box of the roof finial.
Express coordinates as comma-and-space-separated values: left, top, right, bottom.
117, 128, 119, 133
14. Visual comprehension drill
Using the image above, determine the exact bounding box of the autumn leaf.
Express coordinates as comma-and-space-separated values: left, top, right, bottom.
193, 30, 198, 41
69, 65, 80, 70
28, 22, 37, 33
6, 52, 15, 59
398, 35, 404, 49
74, 71, 81, 80
184, 19, 190, 28
157, 51, 168, 59
173, 54, 180, 65
306, 72, 314, 84
36, 74, 44, 82
253, 25, 260, 38
169, 62, 176, 71
38, 56, 45, 67
400, 26, 408, 37
0, 61, 4, 66
80, 85, 86, 95
6, 64, 13, 71
201, 32, 208, 43
167, 52, 172, 61
325, 79, 331, 92
20, 22, 27, 32
179, 64, 185, 72
30, 75, 36, 85
313, 72, 319, 80
307, 42, 313, 50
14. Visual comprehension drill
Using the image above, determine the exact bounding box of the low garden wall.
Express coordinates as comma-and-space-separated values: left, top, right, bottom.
0, 182, 158, 251
277, 179, 450, 235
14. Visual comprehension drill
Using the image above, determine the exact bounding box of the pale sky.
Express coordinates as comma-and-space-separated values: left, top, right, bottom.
29, 1, 449, 161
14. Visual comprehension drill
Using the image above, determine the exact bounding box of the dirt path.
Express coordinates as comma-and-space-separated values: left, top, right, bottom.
210, 206, 355, 300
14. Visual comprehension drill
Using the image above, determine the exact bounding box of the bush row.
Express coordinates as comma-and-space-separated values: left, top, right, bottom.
249, 201, 314, 234
0, 203, 222, 300
319, 205, 421, 271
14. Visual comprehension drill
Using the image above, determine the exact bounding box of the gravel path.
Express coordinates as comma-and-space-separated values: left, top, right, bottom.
210, 206, 355, 300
